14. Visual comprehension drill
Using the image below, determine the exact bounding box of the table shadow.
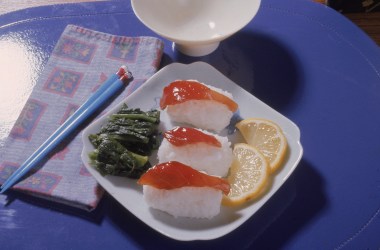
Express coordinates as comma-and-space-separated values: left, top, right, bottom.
164, 30, 305, 114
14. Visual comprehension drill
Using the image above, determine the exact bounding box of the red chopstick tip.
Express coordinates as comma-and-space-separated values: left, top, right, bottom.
117, 67, 126, 77
120, 65, 128, 72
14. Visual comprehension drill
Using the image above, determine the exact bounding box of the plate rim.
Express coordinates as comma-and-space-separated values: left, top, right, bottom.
81, 61, 303, 241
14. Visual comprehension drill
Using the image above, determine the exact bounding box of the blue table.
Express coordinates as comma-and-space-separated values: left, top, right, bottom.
1, 0, 380, 249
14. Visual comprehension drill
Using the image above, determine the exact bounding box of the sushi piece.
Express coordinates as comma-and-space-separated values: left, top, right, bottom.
138, 161, 230, 219
160, 80, 238, 132
157, 126, 233, 177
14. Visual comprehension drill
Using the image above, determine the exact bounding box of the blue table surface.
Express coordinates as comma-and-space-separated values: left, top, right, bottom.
1, 0, 380, 249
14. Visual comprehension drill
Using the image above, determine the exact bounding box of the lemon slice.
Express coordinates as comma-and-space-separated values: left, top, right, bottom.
222, 143, 269, 206
236, 118, 287, 173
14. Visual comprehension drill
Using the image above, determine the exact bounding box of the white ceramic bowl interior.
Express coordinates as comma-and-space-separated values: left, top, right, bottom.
131, 0, 261, 56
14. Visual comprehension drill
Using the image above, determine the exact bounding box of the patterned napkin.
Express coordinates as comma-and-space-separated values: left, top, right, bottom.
0, 25, 164, 210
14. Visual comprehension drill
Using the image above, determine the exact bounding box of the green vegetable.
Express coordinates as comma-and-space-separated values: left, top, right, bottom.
88, 104, 160, 178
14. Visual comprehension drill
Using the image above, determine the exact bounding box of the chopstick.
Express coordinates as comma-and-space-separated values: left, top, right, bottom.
0, 66, 133, 193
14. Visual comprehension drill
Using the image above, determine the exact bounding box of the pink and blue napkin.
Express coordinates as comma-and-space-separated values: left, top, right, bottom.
0, 25, 164, 210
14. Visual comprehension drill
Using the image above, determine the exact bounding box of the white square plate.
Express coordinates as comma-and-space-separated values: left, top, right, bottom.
81, 62, 303, 241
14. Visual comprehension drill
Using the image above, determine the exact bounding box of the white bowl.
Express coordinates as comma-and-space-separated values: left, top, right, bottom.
131, 0, 261, 57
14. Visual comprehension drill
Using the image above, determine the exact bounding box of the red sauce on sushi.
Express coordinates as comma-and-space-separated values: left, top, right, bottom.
159, 80, 238, 112
138, 161, 230, 195
163, 127, 221, 147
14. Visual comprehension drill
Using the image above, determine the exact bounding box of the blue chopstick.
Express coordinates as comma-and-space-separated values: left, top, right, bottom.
1, 66, 124, 185
0, 67, 132, 193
